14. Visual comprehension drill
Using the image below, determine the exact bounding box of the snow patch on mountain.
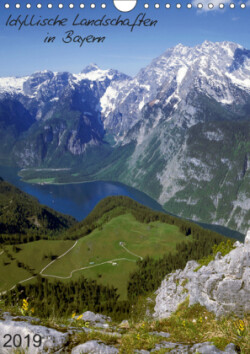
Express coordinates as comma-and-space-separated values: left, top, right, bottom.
0, 76, 29, 94
73, 69, 113, 82
176, 66, 188, 85
100, 85, 121, 113
101, 41, 250, 142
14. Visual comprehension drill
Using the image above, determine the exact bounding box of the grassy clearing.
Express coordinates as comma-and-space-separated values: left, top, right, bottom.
0, 240, 74, 292
46, 214, 190, 297
25, 178, 56, 184
0, 214, 191, 298
74, 262, 136, 301
0, 257, 31, 291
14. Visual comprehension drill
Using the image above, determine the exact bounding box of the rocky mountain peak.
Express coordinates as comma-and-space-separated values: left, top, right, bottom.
199, 40, 240, 52
81, 63, 100, 74
101, 40, 250, 139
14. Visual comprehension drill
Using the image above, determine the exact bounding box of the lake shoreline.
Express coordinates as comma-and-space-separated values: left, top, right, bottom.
0, 165, 245, 241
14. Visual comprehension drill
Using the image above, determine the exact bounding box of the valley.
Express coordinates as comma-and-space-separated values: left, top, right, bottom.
0, 165, 165, 221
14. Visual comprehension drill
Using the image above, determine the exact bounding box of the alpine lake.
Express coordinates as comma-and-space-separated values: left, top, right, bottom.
0, 165, 164, 221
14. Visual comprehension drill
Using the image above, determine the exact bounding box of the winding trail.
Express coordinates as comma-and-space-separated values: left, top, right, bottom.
40, 240, 78, 275
42, 258, 137, 279
119, 242, 143, 260
0, 241, 78, 295
42, 241, 143, 279
1, 239, 144, 293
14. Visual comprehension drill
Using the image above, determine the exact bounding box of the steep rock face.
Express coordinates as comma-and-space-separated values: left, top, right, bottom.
0, 66, 129, 166
101, 41, 250, 139
153, 230, 250, 319
13, 82, 106, 166
99, 41, 250, 233
112, 114, 249, 233
158, 120, 250, 232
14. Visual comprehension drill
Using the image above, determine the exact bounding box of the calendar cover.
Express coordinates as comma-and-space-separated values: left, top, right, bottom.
0, 1, 249, 352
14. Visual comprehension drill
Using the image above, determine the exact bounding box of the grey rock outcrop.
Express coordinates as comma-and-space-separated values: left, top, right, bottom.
154, 230, 250, 319
149, 331, 170, 338
71, 340, 118, 354
0, 312, 119, 353
0, 315, 69, 354
75, 311, 111, 325
190, 342, 237, 354
136, 342, 237, 353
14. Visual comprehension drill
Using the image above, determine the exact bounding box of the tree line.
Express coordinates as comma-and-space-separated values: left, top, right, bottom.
0, 178, 76, 245
2, 194, 230, 320
3, 275, 130, 321
127, 229, 226, 301
62, 195, 226, 243
3, 229, 227, 321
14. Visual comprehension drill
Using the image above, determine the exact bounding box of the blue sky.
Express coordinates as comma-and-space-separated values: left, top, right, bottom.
0, 2, 250, 77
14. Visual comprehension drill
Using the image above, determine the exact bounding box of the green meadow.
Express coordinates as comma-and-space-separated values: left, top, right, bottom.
0, 214, 191, 298
0, 240, 74, 292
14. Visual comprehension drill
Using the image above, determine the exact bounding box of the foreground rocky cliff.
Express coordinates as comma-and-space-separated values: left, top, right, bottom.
154, 230, 250, 319
0, 311, 240, 353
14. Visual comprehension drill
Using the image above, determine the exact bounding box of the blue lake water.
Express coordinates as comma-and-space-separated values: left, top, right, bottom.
0, 166, 164, 221
0, 166, 245, 241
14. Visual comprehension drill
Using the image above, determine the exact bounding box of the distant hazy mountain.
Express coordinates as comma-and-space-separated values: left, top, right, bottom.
0, 41, 249, 233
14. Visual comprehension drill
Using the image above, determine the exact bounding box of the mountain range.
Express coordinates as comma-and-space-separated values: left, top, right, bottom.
0, 41, 249, 233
